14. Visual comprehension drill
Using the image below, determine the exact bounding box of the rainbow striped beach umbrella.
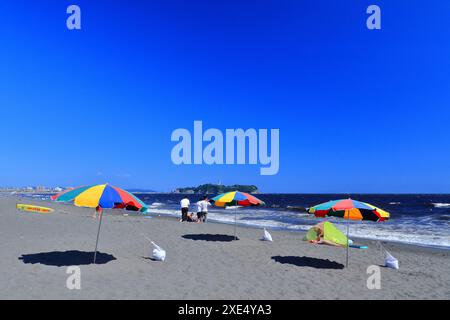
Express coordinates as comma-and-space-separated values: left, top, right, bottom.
52, 184, 147, 212
211, 191, 265, 239
307, 198, 390, 267
211, 191, 265, 208
52, 184, 147, 263
307, 198, 390, 222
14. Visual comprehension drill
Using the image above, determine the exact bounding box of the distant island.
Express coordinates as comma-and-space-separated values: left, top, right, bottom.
174, 184, 259, 194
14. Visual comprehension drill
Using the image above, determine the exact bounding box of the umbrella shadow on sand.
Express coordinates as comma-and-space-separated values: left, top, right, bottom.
182, 234, 239, 242
272, 256, 344, 270
18, 250, 116, 267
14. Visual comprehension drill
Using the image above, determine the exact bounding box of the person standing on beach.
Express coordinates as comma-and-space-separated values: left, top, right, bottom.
93, 205, 102, 220
180, 196, 190, 222
196, 196, 210, 223
196, 199, 202, 221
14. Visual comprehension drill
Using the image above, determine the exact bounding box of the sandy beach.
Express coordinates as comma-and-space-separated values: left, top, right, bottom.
0, 196, 449, 300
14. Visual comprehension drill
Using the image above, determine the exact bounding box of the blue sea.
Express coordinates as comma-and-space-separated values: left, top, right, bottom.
18, 193, 450, 249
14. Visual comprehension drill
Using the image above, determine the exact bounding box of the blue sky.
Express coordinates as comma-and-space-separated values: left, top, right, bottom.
1, 1, 449, 193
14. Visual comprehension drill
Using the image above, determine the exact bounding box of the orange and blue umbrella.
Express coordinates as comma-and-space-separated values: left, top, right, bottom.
52, 184, 147, 212
307, 198, 390, 222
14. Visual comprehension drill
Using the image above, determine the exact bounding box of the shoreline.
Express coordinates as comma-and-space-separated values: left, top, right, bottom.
9, 194, 450, 252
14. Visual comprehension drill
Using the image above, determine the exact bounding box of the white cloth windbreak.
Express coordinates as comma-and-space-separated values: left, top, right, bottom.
262, 228, 273, 242
385, 250, 399, 270
151, 241, 166, 261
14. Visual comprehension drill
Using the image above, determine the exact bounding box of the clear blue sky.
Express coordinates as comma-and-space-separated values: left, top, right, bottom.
1, 1, 449, 193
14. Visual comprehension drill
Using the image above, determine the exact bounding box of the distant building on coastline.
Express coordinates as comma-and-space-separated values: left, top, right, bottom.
0, 186, 71, 193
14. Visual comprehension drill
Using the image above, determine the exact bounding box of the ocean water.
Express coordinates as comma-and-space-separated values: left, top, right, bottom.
17, 193, 450, 249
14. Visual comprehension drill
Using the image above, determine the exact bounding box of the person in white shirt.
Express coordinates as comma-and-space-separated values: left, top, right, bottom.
180, 197, 190, 222
196, 200, 202, 216
196, 196, 210, 223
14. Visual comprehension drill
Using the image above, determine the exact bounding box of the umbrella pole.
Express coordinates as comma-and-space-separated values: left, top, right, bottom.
234, 206, 237, 240
93, 209, 104, 264
346, 217, 350, 268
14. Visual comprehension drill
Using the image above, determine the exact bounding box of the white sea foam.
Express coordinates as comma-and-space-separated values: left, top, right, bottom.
149, 202, 164, 208
432, 203, 450, 208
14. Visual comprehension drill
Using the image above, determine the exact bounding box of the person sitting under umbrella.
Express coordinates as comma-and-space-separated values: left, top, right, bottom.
186, 212, 197, 222
308, 222, 344, 247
